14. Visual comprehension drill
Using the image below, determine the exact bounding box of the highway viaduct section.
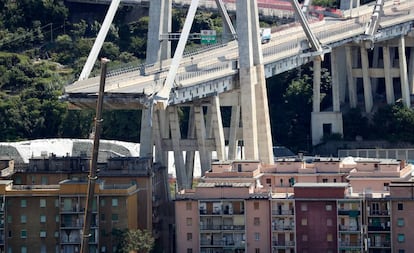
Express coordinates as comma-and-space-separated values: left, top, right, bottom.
64, 0, 414, 190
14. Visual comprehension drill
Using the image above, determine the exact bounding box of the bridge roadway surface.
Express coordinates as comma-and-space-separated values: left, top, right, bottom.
65, 0, 414, 109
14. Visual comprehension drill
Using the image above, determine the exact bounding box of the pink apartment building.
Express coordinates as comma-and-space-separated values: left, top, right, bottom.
175, 158, 414, 253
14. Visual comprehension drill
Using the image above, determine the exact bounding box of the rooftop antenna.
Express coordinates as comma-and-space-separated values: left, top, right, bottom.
80, 57, 109, 253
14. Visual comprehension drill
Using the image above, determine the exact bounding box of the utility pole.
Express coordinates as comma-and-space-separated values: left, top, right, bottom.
80, 58, 109, 253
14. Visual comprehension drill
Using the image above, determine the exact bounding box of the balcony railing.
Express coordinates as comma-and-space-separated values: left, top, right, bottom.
200, 224, 245, 230
368, 225, 390, 232
272, 225, 294, 231
368, 210, 390, 216
339, 241, 362, 247
338, 209, 360, 216
339, 225, 360, 232
369, 241, 391, 248
272, 241, 295, 247
199, 209, 244, 215
272, 210, 294, 215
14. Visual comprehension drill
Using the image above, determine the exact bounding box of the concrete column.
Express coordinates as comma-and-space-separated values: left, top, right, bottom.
398, 36, 410, 107
185, 106, 195, 186
383, 45, 395, 104
331, 48, 341, 112
211, 96, 226, 161
345, 46, 358, 107
153, 109, 168, 167
147, 0, 171, 64
313, 58, 321, 113
360, 45, 373, 112
228, 105, 240, 160
139, 108, 154, 158
168, 106, 187, 190
236, 0, 259, 160
336, 47, 348, 104
255, 64, 274, 164
194, 104, 210, 175
409, 47, 414, 94
371, 47, 380, 93
239, 67, 259, 160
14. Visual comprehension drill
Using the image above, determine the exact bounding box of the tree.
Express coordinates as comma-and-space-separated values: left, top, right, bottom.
123, 229, 155, 253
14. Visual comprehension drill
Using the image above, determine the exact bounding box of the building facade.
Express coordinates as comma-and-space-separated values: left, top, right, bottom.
175, 158, 414, 253
0, 154, 170, 253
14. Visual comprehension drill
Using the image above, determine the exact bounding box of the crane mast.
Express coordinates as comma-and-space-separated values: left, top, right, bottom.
80, 58, 109, 253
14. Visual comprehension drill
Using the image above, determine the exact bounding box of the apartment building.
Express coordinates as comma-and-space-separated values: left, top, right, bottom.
0, 154, 170, 253
175, 158, 414, 253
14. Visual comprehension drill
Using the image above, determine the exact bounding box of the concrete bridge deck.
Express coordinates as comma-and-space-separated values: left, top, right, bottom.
64, 0, 414, 110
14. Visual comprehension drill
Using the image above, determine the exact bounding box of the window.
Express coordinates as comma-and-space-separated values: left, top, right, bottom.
7, 216, 11, 223
326, 218, 332, 226
186, 249, 193, 253
186, 202, 192, 211
398, 203, 404, 210
322, 178, 328, 183
397, 218, 405, 227
254, 202, 259, 210
54, 231, 59, 238
326, 205, 332, 211
21, 247, 27, 253
266, 178, 271, 186
112, 198, 118, 207
55, 215, 59, 223
302, 234, 308, 241
40, 245, 46, 253
20, 200, 27, 208
327, 233, 333, 242
186, 233, 192, 241
254, 217, 260, 226
255, 249, 260, 253
254, 232, 260, 241
101, 199, 105, 207
323, 123, 332, 136
301, 203, 307, 211
186, 218, 192, 226
20, 215, 27, 223
40, 199, 46, 208
301, 218, 308, 226
21, 230, 27, 238
41, 176, 48, 185
101, 214, 105, 221
398, 234, 405, 242
111, 214, 118, 222
55, 199, 59, 207
398, 250, 405, 253
101, 229, 106, 237
40, 215, 46, 223
40, 231, 46, 238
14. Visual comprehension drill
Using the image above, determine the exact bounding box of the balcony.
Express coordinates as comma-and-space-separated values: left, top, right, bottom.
339, 225, 360, 232
272, 224, 294, 231
200, 225, 245, 230
339, 241, 362, 247
272, 241, 295, 247
272, 210, 294, 216
368, 210, 389, 216
368, 225, 390, 232
338, 209, 360, 216
369, 241, 391, 248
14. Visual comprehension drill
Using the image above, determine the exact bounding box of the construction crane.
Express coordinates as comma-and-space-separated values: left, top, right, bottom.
80, 58, 109, 253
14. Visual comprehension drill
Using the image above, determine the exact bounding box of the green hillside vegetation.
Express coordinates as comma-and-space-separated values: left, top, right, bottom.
0, 0, 414, 153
